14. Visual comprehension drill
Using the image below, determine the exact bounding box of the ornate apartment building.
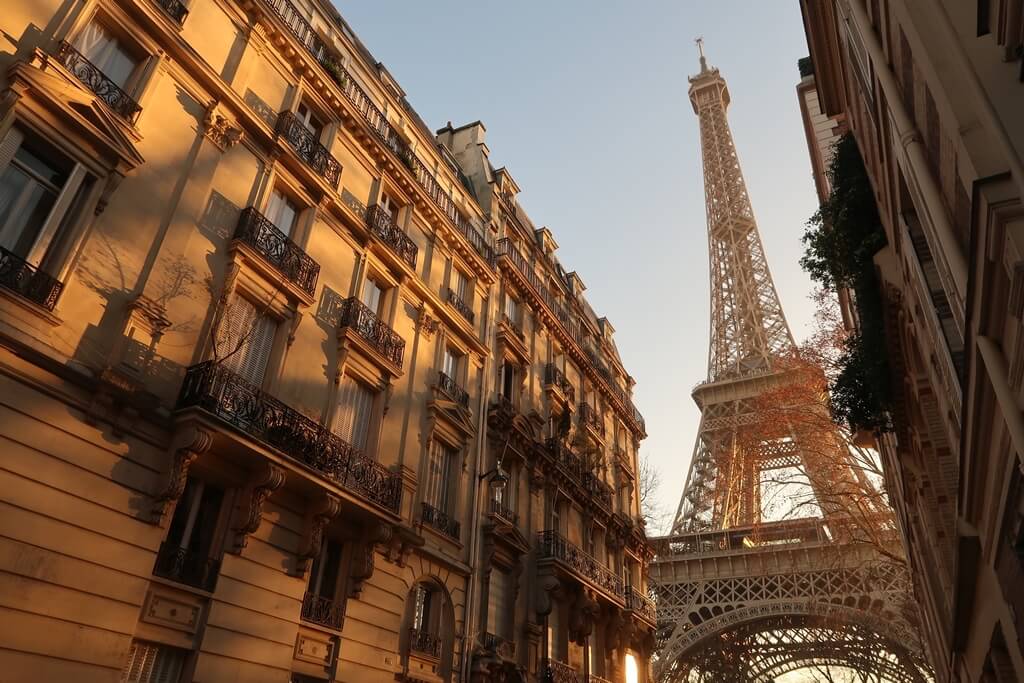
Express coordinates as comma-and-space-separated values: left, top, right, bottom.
799, 1, 1024, 682
0, 0, 653, 681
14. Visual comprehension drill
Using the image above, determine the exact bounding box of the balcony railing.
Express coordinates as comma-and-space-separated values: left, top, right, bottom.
409, 627, 441, 658
366, 206, 417, 269
445, 287, 474, 324
578, 402, 605, 438
56, 41, 141, 122
337, 297, 405, 367
177, 361, 402, 513
489, 497, 518, 525
421, 501, 460, 541
588, 675, 613, 683
152, 542, 220, 592
0, 248, 63, 310
276, 111, 341, 188
438, 371, 469, 408
542, 658, 581, 683
259, 0, 492, 264
626, 585, 657, 625
544, 364, 574, 399
547, 439, 613, 512
537, 530, 624, 600
234, 207, 320, 295
301, 591, 344, 630
152, 0, 189, 24
481, 632, 516, 659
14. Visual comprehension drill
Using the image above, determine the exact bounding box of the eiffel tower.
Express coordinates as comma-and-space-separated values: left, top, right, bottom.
648, 42, 931, 682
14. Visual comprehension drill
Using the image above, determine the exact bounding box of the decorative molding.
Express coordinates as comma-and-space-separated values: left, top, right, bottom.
294, 493, 342, 576
348, 539, 375, 598
151, 426, 213, 524
417, 304, 440, 340
203, 101, 244, 151
230, 462, 286, 553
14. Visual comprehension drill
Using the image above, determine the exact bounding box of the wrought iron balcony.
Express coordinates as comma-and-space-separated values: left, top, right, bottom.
152, 0, 189, 24
421, 501, 460, 541
578, 402, 605, 438
337, 297, 405, 367
0, 248, 63, 311
301, 591, 344, 630
541, 658, 581, 683
437, 371, 469, 408
152, 541, 220, 592
544, 364, 574, 399
276, 111, 341, 188
366, 205, 417, 269
56, 41, 141, 122
501, 314, 525, 341
481, 632, 515, 659
625, 585, 657, 625
234, 207, 320, 295
588, 675, 613, 683
546, 439, 613, 512
176, 361, 403, 513
445, 287, 474, 324
408, 627, 441, 658
537, 530, 624, 600
488, 497, 518, 525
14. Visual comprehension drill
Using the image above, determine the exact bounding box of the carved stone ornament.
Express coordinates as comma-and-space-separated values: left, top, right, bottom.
533, 575, 561, 618
151, 426, 214, 525
417, 304, 440, 340
379, 523, 424, 567
203, 101, 244, 151
294, 493, 342, 576
348, 540, 376, 598
230, 462, 286, 553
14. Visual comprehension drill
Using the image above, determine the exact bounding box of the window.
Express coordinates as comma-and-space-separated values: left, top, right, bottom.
551, 500, 561, 534
504, 294, 519, 324
73, 20, 141, 89
155, 476, 225, 590
0, 127, 92, 270
303, 537, 344, 629
487, 566, 511, 638
452, 267, 469, 301
265, 187, 300, 236
216, 296, 277, 386
361, 277, 384, 315
378, 191, 399, 221
120, 640, 187, 683
334, 375, 375, 451
295, 102, 323, 139
424, 440, 456, 513
442, 346, 460, 381
500, 360, 516, 400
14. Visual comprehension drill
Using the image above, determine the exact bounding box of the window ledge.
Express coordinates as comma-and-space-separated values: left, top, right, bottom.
0, 286, 63, 327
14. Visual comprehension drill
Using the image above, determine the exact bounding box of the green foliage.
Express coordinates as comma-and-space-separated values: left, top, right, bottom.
802, 134, 892, 432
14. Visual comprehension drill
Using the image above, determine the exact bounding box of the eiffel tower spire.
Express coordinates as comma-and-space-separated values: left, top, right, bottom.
673, 48, 799, 532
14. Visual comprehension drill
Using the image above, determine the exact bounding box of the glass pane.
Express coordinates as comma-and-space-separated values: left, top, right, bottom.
0, 165, 56, 257
361, 279, 382, 313
266, 189, 299, 236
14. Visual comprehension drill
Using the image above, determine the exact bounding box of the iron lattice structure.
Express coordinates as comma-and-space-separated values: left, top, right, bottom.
651, 45, 930, 682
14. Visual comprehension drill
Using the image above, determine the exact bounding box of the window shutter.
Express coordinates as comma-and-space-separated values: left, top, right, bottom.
121, 641, 185, 683
219, 296, 276, 386
487, 567, 510, 637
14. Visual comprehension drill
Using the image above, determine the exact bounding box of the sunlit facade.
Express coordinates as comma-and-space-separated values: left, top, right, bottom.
0, 0, 652, 681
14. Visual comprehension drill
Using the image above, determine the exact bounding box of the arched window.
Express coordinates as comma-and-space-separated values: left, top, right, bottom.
402, 579, 454, 682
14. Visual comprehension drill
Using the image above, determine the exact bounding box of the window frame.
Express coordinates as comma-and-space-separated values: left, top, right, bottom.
66, 7, 159, 102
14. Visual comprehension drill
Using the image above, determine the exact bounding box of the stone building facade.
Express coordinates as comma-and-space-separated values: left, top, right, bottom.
799, 1, 1024, 681
0, 0, 653, 681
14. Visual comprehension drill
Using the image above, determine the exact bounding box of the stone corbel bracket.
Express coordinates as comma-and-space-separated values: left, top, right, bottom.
151, 425, 214, 525
230, 462, 286, 554
293, 493, 342, 576
378, 522, 424, 567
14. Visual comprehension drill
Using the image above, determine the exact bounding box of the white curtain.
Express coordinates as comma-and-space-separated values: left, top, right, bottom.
218, 296, 276, 386
334, 375, 374, 450
266, 188, 298, 236
74, 21, 137, 88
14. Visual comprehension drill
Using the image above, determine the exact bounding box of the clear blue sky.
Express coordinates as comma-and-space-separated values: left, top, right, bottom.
335, 1, 821, 533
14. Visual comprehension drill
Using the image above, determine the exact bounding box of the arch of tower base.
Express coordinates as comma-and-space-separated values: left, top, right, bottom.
656, 605, 931, 683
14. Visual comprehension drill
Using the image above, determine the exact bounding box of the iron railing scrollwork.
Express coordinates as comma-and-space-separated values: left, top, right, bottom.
153, 542, 221, 591
337, 297, 405, 367
234, 207, 320, 295
259, 0, 492, 263
587, 675, 613, 683
152, 0, 189, 24
544, 364, 574, 399
301, 591, 344, 629
276, 111, 341, 188
445, 287, 474, 324
421, 501, 460, 541
0, 248, 63, 310
176, 362, 402, 512
625, 585, 657, 625
541, 658, 581, 683
537, 530, 624, 600
366, 206, 417, 269
546, 439, 613, 512
578, 402, 605, 438
489, 497, 518, 525
56, 41, 142, 122
437, 371, 469, 408
408, 627, 442, 658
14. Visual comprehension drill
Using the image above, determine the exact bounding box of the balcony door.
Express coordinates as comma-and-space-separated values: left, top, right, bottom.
217, 295, 277, 387
265, 187, 300, 237
73, 21, 140, 89
334, 375, 375, 452
424, 440, 455, 515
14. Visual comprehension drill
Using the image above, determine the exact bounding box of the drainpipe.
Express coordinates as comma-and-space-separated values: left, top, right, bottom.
844, 0, 969, 311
